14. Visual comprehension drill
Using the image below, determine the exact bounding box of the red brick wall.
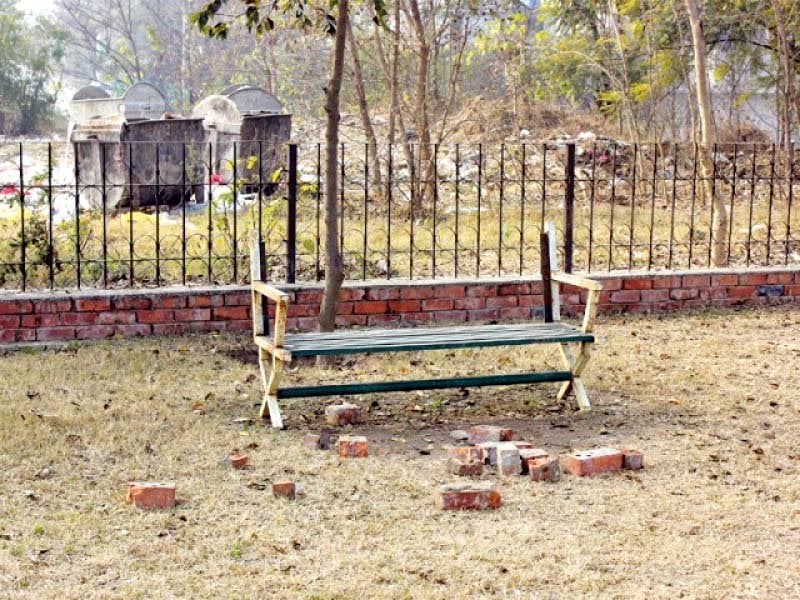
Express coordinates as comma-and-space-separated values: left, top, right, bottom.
1, 268, 798, 344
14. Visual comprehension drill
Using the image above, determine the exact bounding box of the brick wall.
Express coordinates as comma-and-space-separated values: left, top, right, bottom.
1, 267, 798, 344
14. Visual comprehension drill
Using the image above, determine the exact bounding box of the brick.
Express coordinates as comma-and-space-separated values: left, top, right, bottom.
21, 314, 58, 327
767, 272, 793, 284
96, 311, 136, 325
446, 446, 483, 463
622, 278, 652, 290
152, 324, 187, 336
640, 289, 670, 303
454, 296, 485, 310
597, 278, 622, 291
37, 326, 75, 341
75, 297, 111, 311
757, 284, 783, 297
340, 288, 365, 302
336, 302, 354, 315
34, 299, 72, 313
434, 483, 501, 511
497, 443, 521, 476
436, 285, 466, 298
682, 274, 711, 287
485, 296, 517, 309
59, 312, 99, 326
223, 291, 250, 306
468, 425, 513, 444
399, 286, 435, 300
296, 290, 323, 304
478, 442, 500, 466
560, 447, 624, 476
126, 482, 176, 510
518, 294, 544, 307
529, 456, 561, 482
727, 285, 756, 298
137, 309, 174, 324
0, 300, 32, 314
699, 287, 728, 301
467, 308, 499, 322
367, 314, 402, 326
621, 448, 644, 470
670, 288, 699, 301
711, 274, 738, 286
287, 304, 319, 318
214, 306, 249, 320
466, 284, 500, 297
499, 307, 532, 320
229, 452, 249, 469
302, 433, 321, 450
653, 275, 682, 289
610, 290, 640, 303
335, 315, 368, 327
337, 435, 368, 458
76, 325, 116, 340
513, 442, 535, 450
738, 273, 768, 285
114, 324, 152, 337
354, 300, 388, 315
227, 319, 253, 332
402, 312, 433, 323
447, 457, 483, 477
188, 294, 224, 308
0, 314, 20, 328
519, 448, 550, 474
112, 296, 151, 310
272, 481, 296, 500
174, 308, 212, 322
421, 298, 453, 311
433, 310, 467, 322
498, 283, 530, 295
366, 287, 400, 301
388, 299, 421, 313
294, 316, 320, 330
325, 403, 362, 427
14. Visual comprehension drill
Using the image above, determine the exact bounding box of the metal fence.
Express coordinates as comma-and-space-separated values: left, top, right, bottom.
0, 140, 798, 291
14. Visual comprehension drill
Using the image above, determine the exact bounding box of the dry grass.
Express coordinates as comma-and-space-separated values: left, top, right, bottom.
1, 306, 800, 599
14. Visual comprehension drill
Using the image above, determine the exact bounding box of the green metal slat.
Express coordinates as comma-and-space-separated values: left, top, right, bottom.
276, 371, 574, 399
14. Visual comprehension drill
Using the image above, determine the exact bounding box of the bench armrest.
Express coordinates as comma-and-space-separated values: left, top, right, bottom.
552, 272, 603, 291
251, 281, 290, 347
252, 281, 290, 304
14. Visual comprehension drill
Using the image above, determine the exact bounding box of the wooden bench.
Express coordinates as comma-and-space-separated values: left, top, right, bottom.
250, 223, 602, 428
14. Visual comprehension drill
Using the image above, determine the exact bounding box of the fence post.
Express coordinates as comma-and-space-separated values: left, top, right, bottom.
564, 143, 576, 273
286, 143, 297, 283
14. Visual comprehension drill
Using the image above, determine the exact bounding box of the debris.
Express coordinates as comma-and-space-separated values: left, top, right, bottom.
337, 435, 368, 458
302, 433, 321, 450
529, 456, 561, 482
519, 448, 550, 474
272, 481, 296, 500
447, 458, 483, 477
229, 452, 249, 470
325, 403, 363, 427
126, 482, 176, 509
434, 482, 501, 511
621, 448, 644, 471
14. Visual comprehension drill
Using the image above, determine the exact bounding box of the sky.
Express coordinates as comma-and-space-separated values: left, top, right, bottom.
16, 0, 57, 16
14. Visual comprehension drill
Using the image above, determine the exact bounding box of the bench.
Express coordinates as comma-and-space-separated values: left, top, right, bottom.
250, 223, 602, 428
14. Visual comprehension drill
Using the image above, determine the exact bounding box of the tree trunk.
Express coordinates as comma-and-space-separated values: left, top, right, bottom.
684, 0, 727, 266
407, 0, 434, 209
772, 0, 795, 167
318, 0, 349, 333
346, 16, 383, 196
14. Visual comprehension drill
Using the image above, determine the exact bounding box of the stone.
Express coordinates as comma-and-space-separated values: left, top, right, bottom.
337, 435, 368, 458
126, 482, 176, 509
325, 403, 362, 427
449, 429, 470, 441
560, 447, 624, 476
434, 483, 501, 511
529, 456, 561, 482
467, 425, 513, 444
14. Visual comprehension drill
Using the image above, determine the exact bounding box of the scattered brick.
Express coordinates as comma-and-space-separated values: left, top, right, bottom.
126, 482, 176, 509
434, 483, 501, 511
478, 442, 500, 466
446, 446, 483, 463
229, 452, 249, 470
272, 481, 296, 500
467, 425, 513, 444
529, 456, 561, 482
560, 447, 624, 476
497, 443, 521, 476
621, 448, 644, 471
520, 448, 550, 474
325, 402, 363, 427
447, 457, 483, 477
337, 435, 368, 458
513, 441, 535, 450
302, 433, 322, 450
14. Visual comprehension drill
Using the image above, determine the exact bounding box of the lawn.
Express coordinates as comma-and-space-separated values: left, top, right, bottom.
1, 306, 799, 598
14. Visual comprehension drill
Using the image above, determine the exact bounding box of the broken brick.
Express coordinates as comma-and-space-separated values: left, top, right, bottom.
519, 448, 550, 474
434, 483, 501, 511
272, 481, 296, 500
337, 435, 368, 458
446, 446, 483, 463
560, 447, 624, 476
302, 433, 321, 450
325, 403, 362, 427
496, 443, 521, 476
621, 448, 644, 470
513, 441, 535, 450
125, 482, 176, 510
478, 442, 500, 465
447, 457, 483, 477
529, 456, 561, 482
229, 452, 249, 470
467, 425, 513, 444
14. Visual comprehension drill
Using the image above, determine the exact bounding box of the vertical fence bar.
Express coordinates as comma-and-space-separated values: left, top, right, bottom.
257, 141, 264, 251
315, 143, 321, 280
726, 143, 737, 266
454, 144, 460, 278
410, 144, 416, 279
498, 143, 505, 276
340, 143, 345, 260
476, 143, 482, 277
287, 143, 297, 284
564, 143, 575, 273
707, 144, 718, 268
519, 143, 525, 276
101, 143, 108, 287
609, 143, 618, 271
648, 144, 658, 270
432, 143, 438, 278
181, 143, 187, 285
688, 143, 698, 268
746, 144, 756, 266
766, 143, 776, 265
386, 144, 392, 280
155, 144, 161, 286
786, 143, 794, 265
363, 142, 368, 280
540, 144, 547, 230
18, 143, 26, 291
628, 143, 638, 269
588, 143, 597, 272
207, 143, 213, 283
668, 144, 678, 269
129, 143, 135, 286
232, 141, 238, 283
47, 143, 54, 289
73, 142, 81, 289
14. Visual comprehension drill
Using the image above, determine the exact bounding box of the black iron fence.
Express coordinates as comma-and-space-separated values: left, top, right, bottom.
0, 140, 798, 291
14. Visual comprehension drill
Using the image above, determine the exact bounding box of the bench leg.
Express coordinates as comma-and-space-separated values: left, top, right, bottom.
557, 342, 592, 411
258, 347, 285, 429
